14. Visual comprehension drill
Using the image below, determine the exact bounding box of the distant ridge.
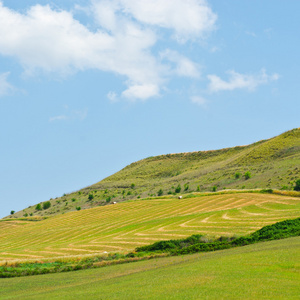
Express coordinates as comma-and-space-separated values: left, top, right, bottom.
7, 128, 300, 218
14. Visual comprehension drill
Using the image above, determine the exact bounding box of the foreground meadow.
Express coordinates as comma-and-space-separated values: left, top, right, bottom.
1, 192, 300, 263
0, 237, 299, 299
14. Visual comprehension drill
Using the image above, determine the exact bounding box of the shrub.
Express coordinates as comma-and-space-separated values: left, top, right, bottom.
212, 186, 217, 192
196, 185, 200, 192
23, 213, 28, 217
157, 189, 163, 196
43, 201, 51, 210
294, 179, 300, 191
106, 197, 111, 203
244, 171, 251, 180
175, 184, 181, 193
10, 210, 15, 215
131, 183, 135, 189
71, 198, 76, 202
235, 172, 241, 179
88, 194, 94, 201
76, 207, 81, 211
36, 204, 42, 211
184, 184, 189, 191
78, 191, 82, 195
281, 185, 289, 190
127, 191, 132, 196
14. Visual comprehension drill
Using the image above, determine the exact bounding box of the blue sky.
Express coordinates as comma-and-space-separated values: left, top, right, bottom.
0, 0, 299, 218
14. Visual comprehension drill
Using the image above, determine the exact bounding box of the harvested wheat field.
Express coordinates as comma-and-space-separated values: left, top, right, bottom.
1, 192, 299, 263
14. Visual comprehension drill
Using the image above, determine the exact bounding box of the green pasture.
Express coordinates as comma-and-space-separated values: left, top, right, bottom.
1, 237, 299, 299
1, 192, 299, 263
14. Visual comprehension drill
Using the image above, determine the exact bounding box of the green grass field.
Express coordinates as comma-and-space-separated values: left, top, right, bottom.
1, 192, 299, 263
1, 237, 299, 299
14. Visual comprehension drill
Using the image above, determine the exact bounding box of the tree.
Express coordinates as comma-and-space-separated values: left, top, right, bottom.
157, 189, 163, 196
235, 172, 241, 179
88, 194, 94, 201
10, 210, 15, 215
36, 204, 42, 211
212, 186, 217, 192
175, 184, 181, 193
244, 171, 251, 180
184, 183, 189, 191
294, 179, 300, 191
43, 201, 51, 210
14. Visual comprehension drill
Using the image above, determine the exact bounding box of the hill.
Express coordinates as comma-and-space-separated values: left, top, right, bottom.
1, 237, 299, 299
7, 127, 300, 218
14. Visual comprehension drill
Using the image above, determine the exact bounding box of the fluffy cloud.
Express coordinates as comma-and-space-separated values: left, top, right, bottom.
0, 1, 217, 100
122, 84, 160, 100
160, 49, 201, 78
207, 69, 279, 92
95, 0, 217, 41
0, 72, 13, 97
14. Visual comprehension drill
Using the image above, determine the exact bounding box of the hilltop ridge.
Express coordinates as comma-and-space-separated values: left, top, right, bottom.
7, 128, 300, 219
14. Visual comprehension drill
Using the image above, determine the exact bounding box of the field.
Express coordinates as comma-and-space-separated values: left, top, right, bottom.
1, 237, 299, 299
1, 192, 299, 263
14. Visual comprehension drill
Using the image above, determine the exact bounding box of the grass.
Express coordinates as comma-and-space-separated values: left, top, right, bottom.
1, 217, 298, 278
0, 192, 299, 263
7, 127, 300, 219
0, 237, 299, 299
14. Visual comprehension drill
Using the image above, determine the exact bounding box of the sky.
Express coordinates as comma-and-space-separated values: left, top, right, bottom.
0, 0, 299, 218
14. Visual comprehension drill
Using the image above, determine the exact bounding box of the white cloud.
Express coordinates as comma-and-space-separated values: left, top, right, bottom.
191, 95, 207, 106
160, 49, 201, 78
49, 108, 88, 122
101, 0, 217, 41
0, 1, 217, 101
122, 84, 160, 100
0, 72, 13, 97
207, 69, 279, 92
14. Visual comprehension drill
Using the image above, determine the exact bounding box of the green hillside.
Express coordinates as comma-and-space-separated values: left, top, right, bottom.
1, 237, 299, 299
7, 128, 300, 219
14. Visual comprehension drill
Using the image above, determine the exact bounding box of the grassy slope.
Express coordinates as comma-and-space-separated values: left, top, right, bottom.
8, 128, 300, 219
1, 192, 299, 263
1, 237, 299, 300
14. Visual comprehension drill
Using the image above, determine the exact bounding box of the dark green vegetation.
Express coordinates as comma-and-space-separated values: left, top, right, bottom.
294, 179, 300, 191
6, 128, 300, 218
1, 237, 299, 299
1, 218, 299, 278
136, 217, 300, 255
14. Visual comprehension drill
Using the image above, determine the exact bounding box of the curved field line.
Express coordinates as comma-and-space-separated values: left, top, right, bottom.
0, 193, 299, 261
